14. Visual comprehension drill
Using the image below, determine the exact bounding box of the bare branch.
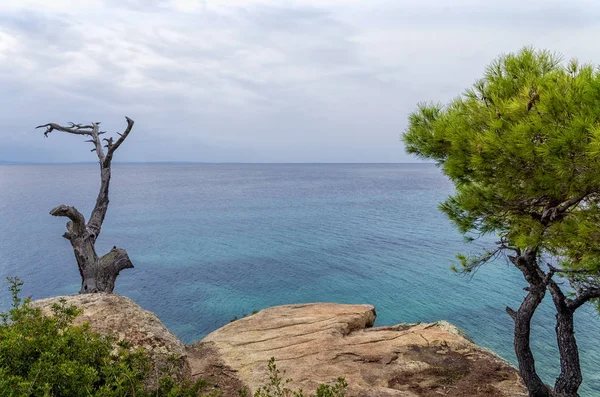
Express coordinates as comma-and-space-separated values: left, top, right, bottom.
87, 117, 135, 237
100, 247, 134, 273
36, 122, 95, 137
49, 205, 86, 237
49, 204, 85, 224
88, 123, 105, 163
37, 121, 106, 163
36, 124, 75, 137
105, 117, 134, 164
75, 124, 94, 130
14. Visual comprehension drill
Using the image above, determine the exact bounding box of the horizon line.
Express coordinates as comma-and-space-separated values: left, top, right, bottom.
0, 161, 433, 165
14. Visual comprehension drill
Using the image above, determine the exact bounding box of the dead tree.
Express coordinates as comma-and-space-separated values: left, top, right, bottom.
36, 117, 135, 293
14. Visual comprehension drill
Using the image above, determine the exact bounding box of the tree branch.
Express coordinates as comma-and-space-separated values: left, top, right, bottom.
548, 279, 569, 310
49, 205, 86, 237
543, 265, 557, 285
90, 126, 105, 164
568, 287, 600, 311
547, 264, 595, 276
87, 117, 135, 238
506, 306, 517, 321
556, 192, 588, 213
540, 192, 589, 225
104, 117, 134, 165
37, 120, 106, 163
100, 247, 134, 273
36, 122, 95, 137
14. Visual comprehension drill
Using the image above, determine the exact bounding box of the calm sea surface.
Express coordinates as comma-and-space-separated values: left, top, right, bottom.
0, 163, 598, 395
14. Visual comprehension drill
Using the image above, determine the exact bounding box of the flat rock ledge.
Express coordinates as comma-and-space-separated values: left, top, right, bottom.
32, 294, 190, 389
30, 296, 526, 396
190, 303, 526, 397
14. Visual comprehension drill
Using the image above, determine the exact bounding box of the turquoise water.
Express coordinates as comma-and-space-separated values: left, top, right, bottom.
0, 163, 598, 395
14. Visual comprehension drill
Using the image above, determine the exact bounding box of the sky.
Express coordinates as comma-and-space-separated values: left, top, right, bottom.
1, 0, 600, 163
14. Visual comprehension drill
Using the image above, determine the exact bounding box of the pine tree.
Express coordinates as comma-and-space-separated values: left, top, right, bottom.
403, 47, 600, 397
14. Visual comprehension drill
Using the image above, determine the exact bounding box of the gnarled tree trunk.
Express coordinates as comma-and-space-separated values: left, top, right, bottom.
548, 280, 583, 397
506, 248, 552, 397
506, 247, 600, 397
36, 117, 135, 293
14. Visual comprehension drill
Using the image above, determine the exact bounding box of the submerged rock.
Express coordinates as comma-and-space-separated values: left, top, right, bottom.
32, 293, 190, 389
190, 303, 526, 397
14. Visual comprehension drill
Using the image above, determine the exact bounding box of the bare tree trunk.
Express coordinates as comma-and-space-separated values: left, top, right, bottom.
507, 248, 552, 397
37, 117, 135, 293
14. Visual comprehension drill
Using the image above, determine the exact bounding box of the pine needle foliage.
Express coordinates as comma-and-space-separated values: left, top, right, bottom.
403, 47, 600, 303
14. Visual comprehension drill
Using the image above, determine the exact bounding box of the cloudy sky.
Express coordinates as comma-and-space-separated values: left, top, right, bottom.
1, 0, 599, 163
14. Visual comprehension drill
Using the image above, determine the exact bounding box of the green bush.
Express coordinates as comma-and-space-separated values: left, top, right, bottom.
0, 277, 210, 397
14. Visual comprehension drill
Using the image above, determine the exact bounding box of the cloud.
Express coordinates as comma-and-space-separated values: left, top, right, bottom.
1, 0, 600, 162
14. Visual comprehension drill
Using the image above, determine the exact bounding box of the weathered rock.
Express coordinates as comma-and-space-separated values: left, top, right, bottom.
32, 293, 190, 388
191, 303, 526, 397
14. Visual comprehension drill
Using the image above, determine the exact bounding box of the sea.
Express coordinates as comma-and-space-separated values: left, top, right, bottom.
0, 163, 598, 395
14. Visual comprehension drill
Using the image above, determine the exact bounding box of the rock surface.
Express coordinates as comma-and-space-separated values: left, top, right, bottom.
32, 293, 190, 388
30, 296, 526, 396
190, 303, 526, 397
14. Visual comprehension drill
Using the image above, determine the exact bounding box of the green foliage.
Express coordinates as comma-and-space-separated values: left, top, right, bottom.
0, 277, 215, 397
239, 358, 347, 397
402, 47, 600, 300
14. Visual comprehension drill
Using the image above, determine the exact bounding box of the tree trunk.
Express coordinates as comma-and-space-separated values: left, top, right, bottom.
72, 236, 133, 294
549, 281, 582, 397
508, 248, 552, 397
40, 117, 135, 294
511, 286, 551, 397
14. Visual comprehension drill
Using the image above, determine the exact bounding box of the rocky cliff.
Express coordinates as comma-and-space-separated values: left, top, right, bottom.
33, 294, 190, 389
33, 295, 526, 397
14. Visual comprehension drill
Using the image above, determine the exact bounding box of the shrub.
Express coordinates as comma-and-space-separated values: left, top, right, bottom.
0, 277, 208, 397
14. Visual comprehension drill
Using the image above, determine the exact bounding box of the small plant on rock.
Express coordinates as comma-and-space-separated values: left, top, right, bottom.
240, 357, 347, 397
